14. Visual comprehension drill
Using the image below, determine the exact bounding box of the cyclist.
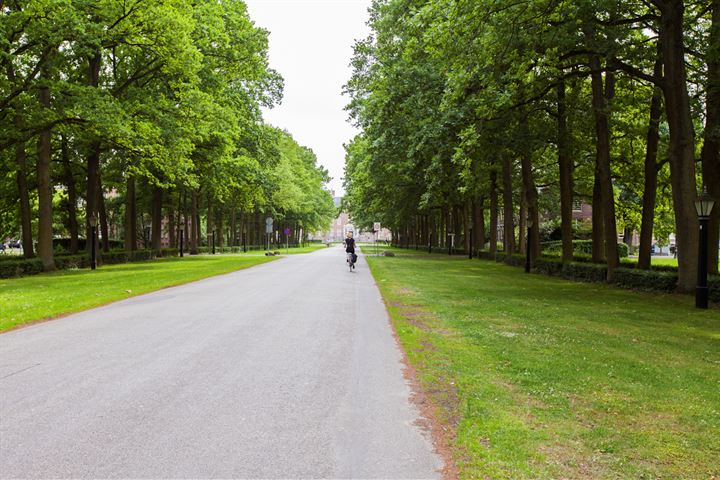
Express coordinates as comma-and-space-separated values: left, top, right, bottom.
344, 231, 356, 269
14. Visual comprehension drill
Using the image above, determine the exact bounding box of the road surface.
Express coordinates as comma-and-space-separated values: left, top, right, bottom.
0, 247, 442, 479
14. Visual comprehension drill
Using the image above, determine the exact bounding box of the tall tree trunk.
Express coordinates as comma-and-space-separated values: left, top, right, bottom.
502, 156, 514, 259
206, 195, 214, 246
519, 192, 527, 255
151, 185, 162, 253
702, 0, 720, 274
490, 170, 499, 254
660, 0, 700, 291
16, 131, 34, 258
190, 190, 199, 254
230, 206, 237, 247
85, 52, 102, 256
558, 77, 574, 264
7, 65, 34, 258
589, 54, 619, 280
97, 173, 109, 253
520, 113, 540, 262
124, 175, 137, 251
36, 62, 55, 272
217, 210, 225, 248
475, 198, 486, 252
61, 136, 79, 254
638, 53, 664, 270
592, 176, 605, 262
168, 203, 176, 249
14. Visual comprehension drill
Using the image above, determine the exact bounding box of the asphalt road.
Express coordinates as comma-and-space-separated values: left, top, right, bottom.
0, 246, 442, 479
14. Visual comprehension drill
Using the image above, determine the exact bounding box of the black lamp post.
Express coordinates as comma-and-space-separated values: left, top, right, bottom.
695, 186, 715, 309
179, 228, 184, 257
525, 217, 534, 273
212, 230, 216, 255
89, 213, 97, 270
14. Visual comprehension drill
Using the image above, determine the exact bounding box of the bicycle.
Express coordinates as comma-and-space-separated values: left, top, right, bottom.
347, 251, 356, 271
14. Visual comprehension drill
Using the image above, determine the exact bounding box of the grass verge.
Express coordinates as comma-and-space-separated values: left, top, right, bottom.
367, 249, 719, 479
0, 255, 276, 332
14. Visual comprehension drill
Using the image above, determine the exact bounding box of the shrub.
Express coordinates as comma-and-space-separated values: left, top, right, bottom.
0, 258, 43, 278
541, 240, 628, 258
562, 262, 608, 283
612, 268, 678, 292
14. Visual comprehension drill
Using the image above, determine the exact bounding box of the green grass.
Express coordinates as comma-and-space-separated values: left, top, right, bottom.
367, 248, 720, 479
0, 255, 276, 332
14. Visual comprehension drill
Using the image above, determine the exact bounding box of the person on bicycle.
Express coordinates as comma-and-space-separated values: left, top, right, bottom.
344, 231, 356, 266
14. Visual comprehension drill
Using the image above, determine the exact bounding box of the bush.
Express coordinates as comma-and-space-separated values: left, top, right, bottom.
562, 262, 608, 283
612, 268, 678, 292
0, 258, 44, 278
541, 240, 629, 258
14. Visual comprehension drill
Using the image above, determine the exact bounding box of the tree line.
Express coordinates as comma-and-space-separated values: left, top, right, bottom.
1, 0, 335, 271
343, 0, 719, 291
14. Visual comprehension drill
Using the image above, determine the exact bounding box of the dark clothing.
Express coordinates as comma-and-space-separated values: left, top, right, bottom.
344, 237, 355, 253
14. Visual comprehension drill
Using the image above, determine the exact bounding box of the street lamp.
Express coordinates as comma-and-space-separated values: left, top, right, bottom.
89, 213, 97, 270
525, 217, 534, 273
468, 218, 473, 260
695, 186, 715, 309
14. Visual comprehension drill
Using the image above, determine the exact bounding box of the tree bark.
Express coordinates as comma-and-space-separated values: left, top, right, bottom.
591, 176, 605, 262
36, 62, 55, 271
217, 210, 225, 248
520, 113, 540, 263
489, 170, 499, 254
702, 0, 720, 274
7, 64, 34, 258
558, 77, 574, 264
660, 0, 700, 291
97, 172, 110, 253
475, 198, 486, 252
124, 175, 137, 251
638, 53, 664, 270
85, 51, 102, 256
16, 127, 34, 258
151, 185, 162, 253
502, 156, 514, 259
168, 203, 176, 249
61, 136, 79, 254
190, 190, 199, 254
589, 54, 619, 280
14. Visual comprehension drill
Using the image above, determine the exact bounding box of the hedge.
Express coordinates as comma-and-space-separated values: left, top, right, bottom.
479, 251, 719, 304
541, 239, 629, 258
0, 248, 179, 279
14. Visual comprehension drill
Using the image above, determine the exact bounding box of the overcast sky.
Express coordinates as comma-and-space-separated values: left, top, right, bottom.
244, 0, 372, 196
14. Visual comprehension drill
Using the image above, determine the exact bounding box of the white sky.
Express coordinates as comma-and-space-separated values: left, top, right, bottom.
244, 0, 372, 196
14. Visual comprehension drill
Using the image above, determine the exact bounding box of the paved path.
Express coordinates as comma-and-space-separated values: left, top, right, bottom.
0, 247, 442, 479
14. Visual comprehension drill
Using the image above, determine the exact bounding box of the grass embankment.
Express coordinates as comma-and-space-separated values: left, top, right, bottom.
0, 255, 277, 332
367, 249, 719, 479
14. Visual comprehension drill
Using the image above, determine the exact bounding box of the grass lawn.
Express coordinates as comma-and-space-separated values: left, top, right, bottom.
0, 255, 276, 332
367, 249, 719, 479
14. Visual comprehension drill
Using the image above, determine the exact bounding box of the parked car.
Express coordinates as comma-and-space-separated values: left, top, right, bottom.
8, 239, 21, 248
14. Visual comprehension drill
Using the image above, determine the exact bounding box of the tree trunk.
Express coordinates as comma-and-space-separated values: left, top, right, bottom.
85, 52, 102, 256
589, 54, 619, 280
168, 203, 176, 249
502, 156, 514, 259
558, 77, 574, 264
702, 0, 720, 275
230, 207, 237, 247
151, 185, 162, 253
97, 173, 109, 253
61, 136, 79, 254
190, 190, 199, 254
206, 195, 214, 247
638, 53, 664, 270
592, 176, 605, 262
660, 0, 700, 291
124, 175, 137, 251
519, 192, 527, 255
520, 113, 540, 263
490, 170, 499, 254
36, 63, 55, 272
475, 198, 486, 252
217, 211, 225, 248
7, 64, 35, 258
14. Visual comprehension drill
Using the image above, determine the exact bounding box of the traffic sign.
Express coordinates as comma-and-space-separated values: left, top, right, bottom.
373, 222, 381, 232
265, 216, 273, 226
284, 228, 290, 235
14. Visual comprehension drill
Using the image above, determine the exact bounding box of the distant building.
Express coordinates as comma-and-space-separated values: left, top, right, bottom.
314, 191, 391, 242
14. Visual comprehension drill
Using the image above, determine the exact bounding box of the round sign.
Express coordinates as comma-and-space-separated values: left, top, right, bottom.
265, 217, 273, 226
284, 228, 290, 235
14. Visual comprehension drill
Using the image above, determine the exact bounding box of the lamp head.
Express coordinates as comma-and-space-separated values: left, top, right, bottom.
695, 186, 715, 219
